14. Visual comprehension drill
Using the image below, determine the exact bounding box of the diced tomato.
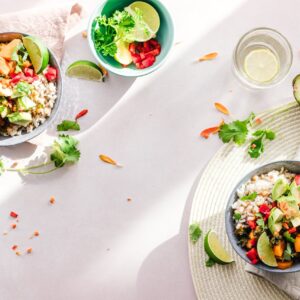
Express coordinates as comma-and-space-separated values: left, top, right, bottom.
141, 55, 156, 68
32, 75, 39, 81
10, 73, 23, 84
146, 49, 160, 56
149, 39, 159, 47
263, 212, 270, 222
143, 41, 151, 52
251, 258, 259, 264
132, 54, 142, 64
288, 227, 297, 234
24, 77, 34, 83
246, 247, 258, 261
295, 175, 300, 186
24, 67, 34, 77
249, 239, 257, 247
129, 43, 136, 54
44, 66, 57, 81
247, 220, 257, 230
271, 201, 277, 208
259, 204, 270, 215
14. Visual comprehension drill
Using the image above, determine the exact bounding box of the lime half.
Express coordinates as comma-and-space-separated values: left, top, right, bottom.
125, 1, 160, 42
23, 36, 49, 74
204, 230, 234, 264
66, 60, 104, 81
257, 232, 278, 267
114, 41, 133, 66
244, 48, 279, 83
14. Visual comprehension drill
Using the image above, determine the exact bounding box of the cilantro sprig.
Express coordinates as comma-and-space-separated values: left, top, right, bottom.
218, 113, 276, 159
0, 135, 80, 176
57, 120, 80, 132
189, 223, 202, 244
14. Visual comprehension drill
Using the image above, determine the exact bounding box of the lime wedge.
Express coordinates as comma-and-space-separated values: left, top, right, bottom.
257, 232, 278, 267
114, 41, 133, 66
125, 1, 160, 42
23, 36, 49, 74
66, 60, 104, 81
204, 230, 234, 264
244, 48, 279, 83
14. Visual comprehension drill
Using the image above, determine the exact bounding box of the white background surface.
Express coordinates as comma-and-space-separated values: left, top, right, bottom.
1, 0, 300, 299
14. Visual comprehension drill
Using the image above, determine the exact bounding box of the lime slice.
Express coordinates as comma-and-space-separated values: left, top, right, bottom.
66, 60, 104, 81
244, 48, 279, 83
125, 1, 160, 42
114, 41, 133, 66
257, 232, 278, 267
23, 36, 49, 74
204, 230, 234, 264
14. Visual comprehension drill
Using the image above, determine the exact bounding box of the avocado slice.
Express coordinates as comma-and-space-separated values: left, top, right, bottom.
8, 112, 32, 126
0, 105, 9, 118
17, 96, 36, 111
291, 217, 300, 228
268, 207, 284, 235
272, 179, 289, 200
290, 181, 300, 204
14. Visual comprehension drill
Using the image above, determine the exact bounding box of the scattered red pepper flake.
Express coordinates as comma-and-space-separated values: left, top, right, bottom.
255, 118, 263, 125
198, 52, 218, 62
251, 144, 256, 149
127, 198, 132, 202
26, 248, 32, 254
10, 162, 18, 168
200, 126, 220, 139
82, 30, 87, 38
99, 154, 122, 167
49, 196, 55, 205
3, 231, 8, 236
10, 211, 18, 218
12, 245, 18, 251
15, 251, 21, 256
75, 109, 88, 121
30, 230, 39, 239
214, 102, 230, 115
11, 223, 17, 229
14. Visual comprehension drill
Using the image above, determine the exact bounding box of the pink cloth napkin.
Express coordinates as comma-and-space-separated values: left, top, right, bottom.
0, 3, 83, 60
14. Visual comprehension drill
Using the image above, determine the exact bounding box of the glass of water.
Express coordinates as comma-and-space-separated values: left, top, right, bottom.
233, 27, 293, 89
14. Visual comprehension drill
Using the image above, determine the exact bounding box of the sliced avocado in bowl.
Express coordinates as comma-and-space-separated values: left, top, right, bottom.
268, 207, 283, 235
272, 179, 289, 200
8, 112, 32, 126
290, 180, 300, 204
0, 105, 9, 118
17, 96, 36, 111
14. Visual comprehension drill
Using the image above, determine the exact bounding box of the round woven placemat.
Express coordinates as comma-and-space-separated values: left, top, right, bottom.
189, 101, 300, 300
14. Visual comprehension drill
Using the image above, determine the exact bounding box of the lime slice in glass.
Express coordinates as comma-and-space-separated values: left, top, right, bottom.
66, 60, 104, 81
23, 36, 49, 74
125, 1, 160, 42
204, 230, 234, 264
257, 232, 278, 267
114, 41, 133, 66
244, 48, 279, 83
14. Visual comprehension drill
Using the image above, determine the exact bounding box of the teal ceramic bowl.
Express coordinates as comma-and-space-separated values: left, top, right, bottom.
88, 0, 174, 77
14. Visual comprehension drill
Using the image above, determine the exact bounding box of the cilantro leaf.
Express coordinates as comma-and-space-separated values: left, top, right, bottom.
241, 192, 257, 201
189, 223, 202, 244
205, 257, 216, 267
265, 130, 276, 140
233, 212, 241, 220
57, 120, 80, 132
248, 136, 264, 158
50, 135, 80, 168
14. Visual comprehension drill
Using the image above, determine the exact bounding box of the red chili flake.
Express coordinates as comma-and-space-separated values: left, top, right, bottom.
11, 224, 17, 229
127, 198, 132, 202
12, 245, 18, 251
3, 231, 8, 236
26, 248, 32, 254
10, 162, 18, 168
15, 251, 21, 256
49, 196, 55, 204
251, 144, 256, 149
10, 211, 18, 218
255, 118, 262, 125
75, 109, 88, 121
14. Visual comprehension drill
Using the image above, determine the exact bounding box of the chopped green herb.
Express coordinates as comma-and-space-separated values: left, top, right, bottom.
241, 192, 257, 201
57, 120, 80, 132
189, 223, 202, 244
205, 257, 216, 267
233, 213, 241, 220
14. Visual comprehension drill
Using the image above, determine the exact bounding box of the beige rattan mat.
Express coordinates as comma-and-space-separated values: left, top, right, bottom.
189, 101, 300, 300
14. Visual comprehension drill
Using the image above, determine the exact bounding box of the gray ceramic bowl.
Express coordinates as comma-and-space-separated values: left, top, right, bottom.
225, 160, 300, 273
0, 32, 62, 146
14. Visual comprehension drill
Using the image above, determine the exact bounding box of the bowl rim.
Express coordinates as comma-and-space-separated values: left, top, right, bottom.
225, 160, 300, 273
87, 0, 175, 77
0, 32, 62, 146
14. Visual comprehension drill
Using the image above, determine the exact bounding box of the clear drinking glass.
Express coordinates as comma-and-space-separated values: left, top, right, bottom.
233, 27, 293, 89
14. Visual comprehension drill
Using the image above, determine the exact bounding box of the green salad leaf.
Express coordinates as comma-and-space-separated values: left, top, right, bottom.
57, 120, 80, 132
189, 223, 202, 244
